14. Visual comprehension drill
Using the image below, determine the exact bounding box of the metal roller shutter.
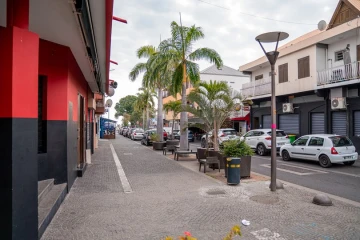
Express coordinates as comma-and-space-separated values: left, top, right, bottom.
311, 113, 324, 134
262, 115, 271, 129
332, 112, 347, 136
354, 111, 360, 136
279, 114, 299, 134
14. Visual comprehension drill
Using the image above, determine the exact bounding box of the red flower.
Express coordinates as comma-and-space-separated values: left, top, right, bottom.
184, 231, 191, 236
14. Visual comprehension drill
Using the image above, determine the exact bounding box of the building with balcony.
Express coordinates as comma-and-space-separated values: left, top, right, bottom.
0, 0, 117, 239
239, 0, 360, 151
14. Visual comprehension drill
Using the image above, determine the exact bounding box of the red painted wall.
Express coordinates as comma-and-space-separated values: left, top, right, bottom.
0, 26, 39, 118
67, 52, 88, 122
38, 40, 88, 121
39, 40, 69, 121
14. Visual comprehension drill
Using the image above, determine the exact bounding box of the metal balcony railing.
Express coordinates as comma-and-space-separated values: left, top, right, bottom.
317, 61, 360, 85
240, 78, 271, 98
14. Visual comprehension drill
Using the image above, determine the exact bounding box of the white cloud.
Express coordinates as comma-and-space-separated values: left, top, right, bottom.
107, 0, 339, 120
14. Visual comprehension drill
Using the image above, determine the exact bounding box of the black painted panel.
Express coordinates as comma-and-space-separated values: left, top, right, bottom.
0, 118, 38, 240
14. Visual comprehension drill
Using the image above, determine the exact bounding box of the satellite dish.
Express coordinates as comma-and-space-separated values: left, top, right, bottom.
105, 99, 113, 107
108, 86, 115, 97
318, 20, 327, 31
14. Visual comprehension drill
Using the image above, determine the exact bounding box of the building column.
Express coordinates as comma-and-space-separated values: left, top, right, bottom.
0, 1, 39, 239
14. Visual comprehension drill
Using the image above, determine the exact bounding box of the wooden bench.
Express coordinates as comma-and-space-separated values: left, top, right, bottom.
174, 150, 198, 161
199, 156, 220, 173
162, 145, 178, 155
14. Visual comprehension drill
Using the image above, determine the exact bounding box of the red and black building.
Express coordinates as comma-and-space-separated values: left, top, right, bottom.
0, 0, 118, 239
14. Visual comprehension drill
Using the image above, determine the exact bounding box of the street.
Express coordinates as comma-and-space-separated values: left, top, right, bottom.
190, 142, 360, 203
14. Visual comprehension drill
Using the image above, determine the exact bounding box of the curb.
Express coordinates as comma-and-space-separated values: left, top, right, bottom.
252, 171, 360, 208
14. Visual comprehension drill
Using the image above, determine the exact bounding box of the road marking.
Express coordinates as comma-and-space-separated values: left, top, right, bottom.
251, 228, 286, 240
123, 153, 133, 155
260, 164, 327, 176
109, 143, 133, 193
253, 156, 360, 178
278, 163, 328, 174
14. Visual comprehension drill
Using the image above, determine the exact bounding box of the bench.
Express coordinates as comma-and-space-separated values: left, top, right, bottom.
162, 145, 178, 155
174, 150, 198, 161
199, 156, 220, 173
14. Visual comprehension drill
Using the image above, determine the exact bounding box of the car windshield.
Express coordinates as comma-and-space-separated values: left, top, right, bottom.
136, 129, 144, 133
223, 130, 237, 136
329, 136, 353, 147
266, 131, 286, 137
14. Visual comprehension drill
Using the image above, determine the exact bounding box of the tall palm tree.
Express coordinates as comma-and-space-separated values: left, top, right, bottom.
163, 100, 182, 138
186, 80, 244, 151
157, 21, 223, 150
134, 87, 156, 130
129, 45, 170, 140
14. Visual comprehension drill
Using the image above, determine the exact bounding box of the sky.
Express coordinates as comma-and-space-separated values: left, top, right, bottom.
108, 0, 339, 121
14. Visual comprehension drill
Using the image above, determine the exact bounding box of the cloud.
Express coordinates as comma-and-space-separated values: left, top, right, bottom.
107, 0, 339, 120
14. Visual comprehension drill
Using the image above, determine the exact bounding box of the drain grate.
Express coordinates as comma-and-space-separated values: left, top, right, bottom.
206, 189, 226, 195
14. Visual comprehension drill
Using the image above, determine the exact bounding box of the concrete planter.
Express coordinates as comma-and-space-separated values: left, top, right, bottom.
240, 156, 252, 178
153, 141, 166, 150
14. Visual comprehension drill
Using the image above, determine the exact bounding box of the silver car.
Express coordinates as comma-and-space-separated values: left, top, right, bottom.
201, 128, 239, 148
131, 129, 145, 140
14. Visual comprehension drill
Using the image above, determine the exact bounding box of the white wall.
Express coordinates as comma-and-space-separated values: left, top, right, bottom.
200, 74, 250, 92
316, 47, 326, 71
327, 35, 360, 69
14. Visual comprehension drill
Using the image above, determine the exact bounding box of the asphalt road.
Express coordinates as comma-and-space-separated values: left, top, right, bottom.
190, 142, 360, 203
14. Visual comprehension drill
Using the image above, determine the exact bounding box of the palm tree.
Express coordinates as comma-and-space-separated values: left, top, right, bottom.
134, 87, 156, 130
129, 45, 170, 141
163, 100, 182, 139
186, 80, 244, 151
157, 21, 223, 150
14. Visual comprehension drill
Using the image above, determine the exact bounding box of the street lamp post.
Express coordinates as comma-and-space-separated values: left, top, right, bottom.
255, 32, 289, 192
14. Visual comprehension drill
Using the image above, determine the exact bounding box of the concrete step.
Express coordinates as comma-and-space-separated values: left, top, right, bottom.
38, 179, 54, 204
38, 183, 67, 239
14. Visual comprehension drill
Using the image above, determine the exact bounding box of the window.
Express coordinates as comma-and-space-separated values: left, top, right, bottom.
278, 63, 288, 83
293, 136, 309, 146
329, 136, 353, 147
266, 131, 286, 137
335, 50, 344, 61
255, 74, 263, 80
244, 131, 254, 137
253, 131, 264, 136
308, 137, 324, 146
298, 56, 310, 79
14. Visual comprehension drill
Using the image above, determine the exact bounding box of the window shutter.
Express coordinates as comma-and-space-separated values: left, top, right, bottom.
304, 56, 310, 77
298, 59, 303, 79
284, 63, 288, 82
298, 56, 309, 79
278, 65, 283, 83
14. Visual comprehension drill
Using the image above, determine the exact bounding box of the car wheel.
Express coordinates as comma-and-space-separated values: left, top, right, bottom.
256, 144, 266, 156
343, 161, 355, 166
282, 150, 291, 161
319, 155, 332, 168
201, 139, 206, 148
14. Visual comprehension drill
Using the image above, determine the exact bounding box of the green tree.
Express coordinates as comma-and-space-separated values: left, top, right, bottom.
186, 80, 244, 151
157, 21, 223, 150
129, 45, 171, 141
114, 95, 137, 118
134, 87, 156, 130
122, 113, 131, 126
163, 100, 182, 139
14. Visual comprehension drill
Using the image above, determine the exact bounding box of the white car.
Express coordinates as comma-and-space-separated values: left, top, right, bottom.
200, 128, 239, 147
131, 129, 145, 140
280, 134, 358, 168
240, 129, 290, 156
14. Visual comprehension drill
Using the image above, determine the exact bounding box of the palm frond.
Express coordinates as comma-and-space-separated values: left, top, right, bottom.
137, 45, 156, 59
188, 48, 223, 68
129, 62, 147, 81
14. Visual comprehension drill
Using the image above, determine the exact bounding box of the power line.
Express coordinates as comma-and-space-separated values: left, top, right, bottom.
196, 0, 316, 25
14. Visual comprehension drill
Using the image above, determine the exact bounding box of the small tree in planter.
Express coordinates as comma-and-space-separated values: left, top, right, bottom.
222, 140, 254, 180
151, 133, 166, 150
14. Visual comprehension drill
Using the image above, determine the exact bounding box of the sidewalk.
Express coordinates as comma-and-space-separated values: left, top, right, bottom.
42, 136, 360, 240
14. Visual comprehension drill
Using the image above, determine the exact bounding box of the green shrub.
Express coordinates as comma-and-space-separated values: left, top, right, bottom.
150, 133, 160, 142
222, 139, 253, 158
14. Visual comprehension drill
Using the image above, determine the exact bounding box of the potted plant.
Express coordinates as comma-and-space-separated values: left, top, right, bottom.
151, 133, 166, 150
222, 139, 253, 179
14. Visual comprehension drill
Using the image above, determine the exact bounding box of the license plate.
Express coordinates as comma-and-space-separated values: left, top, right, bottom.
277, 143, 285, 146
344, 156, 355, 160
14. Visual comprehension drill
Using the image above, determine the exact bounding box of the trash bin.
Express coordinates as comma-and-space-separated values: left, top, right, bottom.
226, 157, 241, 185
288, 135, 296, 143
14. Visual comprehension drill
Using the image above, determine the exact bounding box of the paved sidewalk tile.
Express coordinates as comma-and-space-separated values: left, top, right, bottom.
42, 136, 360, 240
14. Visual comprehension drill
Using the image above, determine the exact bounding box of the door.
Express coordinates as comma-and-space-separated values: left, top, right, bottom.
262, 115, 271, 129
253, 117, 260, 129
289, 136, 310, 159
311, 113, 325, 134
233, 121, 240, 133
304, 136, 324, 161
279, 114, 300, 135
332, 111, 347, 135
77, 94, 85, 167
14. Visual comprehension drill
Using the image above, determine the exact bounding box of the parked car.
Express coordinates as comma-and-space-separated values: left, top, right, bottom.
280, 134, 358, 168
240, 129, 290, 156
127, 128, 136, 138
173, 130, 194, 142
141, 129, 157, 146
131, 128, 144, 140
201, 128, 239, 148
122, 127, 129, 136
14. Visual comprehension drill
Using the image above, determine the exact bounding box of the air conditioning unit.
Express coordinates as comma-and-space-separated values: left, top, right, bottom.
331, 97, 347, 110
282, 103, 294, 113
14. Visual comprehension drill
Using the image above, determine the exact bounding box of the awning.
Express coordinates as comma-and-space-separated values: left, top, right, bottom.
230, 113, 250, 122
